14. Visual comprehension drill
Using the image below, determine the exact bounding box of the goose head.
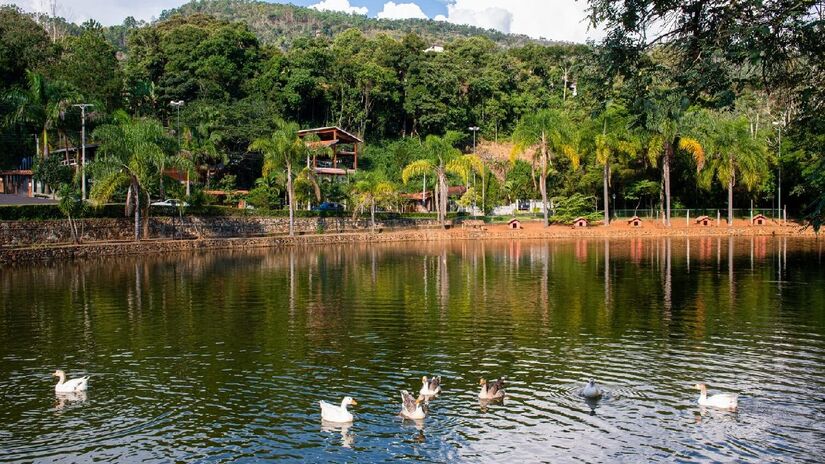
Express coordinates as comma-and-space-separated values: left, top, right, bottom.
479, 378, 487, 386
52, 370, 65, 381
421, 376, 428, 385
588, 379, 596, 386
341, 396, 357, 407
693, 383, 707, 391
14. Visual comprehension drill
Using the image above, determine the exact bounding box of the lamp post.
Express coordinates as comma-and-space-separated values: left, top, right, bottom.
772, 119, 784, 222
169, 100, 185, 197
72, 103, 93, 200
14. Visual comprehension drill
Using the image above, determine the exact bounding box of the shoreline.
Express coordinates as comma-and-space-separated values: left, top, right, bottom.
0, 222, 816, 264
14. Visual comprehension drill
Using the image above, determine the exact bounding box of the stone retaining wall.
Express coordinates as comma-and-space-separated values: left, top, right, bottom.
0, 216, 442, 247
0, 230, 452, 264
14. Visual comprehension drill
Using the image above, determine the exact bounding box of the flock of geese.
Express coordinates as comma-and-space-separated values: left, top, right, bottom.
50, 370, 739, 422
318, 375, 739, 424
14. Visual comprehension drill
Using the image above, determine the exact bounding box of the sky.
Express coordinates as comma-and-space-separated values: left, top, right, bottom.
7, 0, 601, 43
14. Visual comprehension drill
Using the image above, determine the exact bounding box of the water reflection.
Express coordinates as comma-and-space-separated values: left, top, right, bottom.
1, 238, 824, 462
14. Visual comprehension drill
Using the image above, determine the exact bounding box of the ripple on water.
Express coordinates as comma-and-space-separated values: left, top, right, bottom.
1, 239, 825, 462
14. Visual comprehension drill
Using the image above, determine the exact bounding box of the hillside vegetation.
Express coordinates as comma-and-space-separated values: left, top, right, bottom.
160, 0, 560, 48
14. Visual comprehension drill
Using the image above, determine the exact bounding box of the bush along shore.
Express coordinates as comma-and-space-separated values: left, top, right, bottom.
0, 214, 814, 264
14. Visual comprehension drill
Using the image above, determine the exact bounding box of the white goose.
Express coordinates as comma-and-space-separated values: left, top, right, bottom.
399, 390, 427, 420
419, 375, 442, 396
694, 383, 738, 410
319, 397, 357, 423
581, 379, 603, 399
52, 370, 89, 393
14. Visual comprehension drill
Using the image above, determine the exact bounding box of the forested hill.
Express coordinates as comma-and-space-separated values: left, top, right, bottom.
159, 0, 560, 48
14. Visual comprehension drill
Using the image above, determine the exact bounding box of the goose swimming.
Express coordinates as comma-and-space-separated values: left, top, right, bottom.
420, 375, 442, 396
694, 383, 738, 410
319, 396, 357, 423
478, 377, 506, 400
52, 370, 89, 393
400, 390, 427, 420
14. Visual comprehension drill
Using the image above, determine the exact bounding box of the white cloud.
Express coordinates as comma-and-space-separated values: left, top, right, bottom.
8, 0, 183, 26
310, 0, 368, 16
436, 0, 603, 43
376, 2, 427, 20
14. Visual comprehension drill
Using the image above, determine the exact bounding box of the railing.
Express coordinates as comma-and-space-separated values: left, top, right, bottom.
610, 208, 785, 220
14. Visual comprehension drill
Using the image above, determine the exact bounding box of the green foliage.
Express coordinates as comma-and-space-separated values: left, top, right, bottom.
32, 153, 73, 187
549, 193, 598, 223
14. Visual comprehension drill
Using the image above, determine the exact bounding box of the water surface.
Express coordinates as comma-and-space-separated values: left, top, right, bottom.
1, 237, 824, 462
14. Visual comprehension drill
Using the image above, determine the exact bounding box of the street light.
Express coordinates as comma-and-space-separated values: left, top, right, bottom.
72, 103, 93, 201
772, 119, 784, 222
169, 100, 185, 196
468, 126, 480, 153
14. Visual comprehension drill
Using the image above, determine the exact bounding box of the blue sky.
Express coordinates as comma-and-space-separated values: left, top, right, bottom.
9, 1, 600, 43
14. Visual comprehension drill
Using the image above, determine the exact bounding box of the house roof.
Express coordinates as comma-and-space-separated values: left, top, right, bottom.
573, 217, 588, 222
298, 126, 363, 144
507, 218, 521, 224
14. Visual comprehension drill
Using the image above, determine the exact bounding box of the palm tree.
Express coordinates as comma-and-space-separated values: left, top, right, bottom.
90, 115, 175, 240
512, 109, 580, 226
181, 123, 226, 197
592, 105, 640, 224
249, 120, 307, 236
350, 174, 397, 230
401, 133, 464, 226
640, 95, 705, 226
3, 71, 77, 159
699, 113, 769, 226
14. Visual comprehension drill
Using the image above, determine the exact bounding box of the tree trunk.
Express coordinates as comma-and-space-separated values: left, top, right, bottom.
439, 171, 448, 227
133, 182, 140, 241
728, 176, 734, 226
603, 163, 610, 225
370, 200, 376, 230
540, 131, 549, 227
663, 142, 672, 226
286, 162, 295, 237
142, 190, 150, 239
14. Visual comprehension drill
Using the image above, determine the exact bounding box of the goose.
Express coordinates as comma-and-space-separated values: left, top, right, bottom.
420, 375, 442, 396
478, 377, 506, 400
581, 379, 603, 399
319, 397, 357, 423
694, 383, 738, 410
52, 370, 89, 393
400, 390, 427, 420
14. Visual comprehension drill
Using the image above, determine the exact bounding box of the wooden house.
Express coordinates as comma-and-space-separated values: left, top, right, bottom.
695, 215, 712, 226
508, 218, 522, 229
628, 216, 642, 227
572, 217, 589, 228
752, 213, 768, 225
297, 126, 362, 177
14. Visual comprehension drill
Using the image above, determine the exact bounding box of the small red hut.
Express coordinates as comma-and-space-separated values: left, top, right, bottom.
572, 217, 589, 228
628, 216, 642, 227
752, 213, 768, 226
508, 218, 522, 230
695, 215, 711, 226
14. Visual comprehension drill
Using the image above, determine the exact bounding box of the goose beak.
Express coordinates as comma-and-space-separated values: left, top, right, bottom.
479, 378, 485, 385
350, 399, 358, 406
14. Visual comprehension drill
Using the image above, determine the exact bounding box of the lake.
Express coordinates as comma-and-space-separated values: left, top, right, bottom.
1, 237, 824, 462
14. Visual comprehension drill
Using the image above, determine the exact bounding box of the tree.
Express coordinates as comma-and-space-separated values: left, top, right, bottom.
3, 71, 77, 158
90, 115, 176, 240
249, 120, 307, 236
401, 133, 464, 226
699, 112, 770, 226
350, 173, 397, 230
32, 153, 85, 243
591, 104, 639, 224
641, 94, 705, 226
512, 109, 580, 226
